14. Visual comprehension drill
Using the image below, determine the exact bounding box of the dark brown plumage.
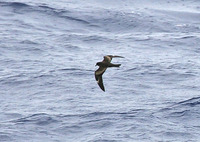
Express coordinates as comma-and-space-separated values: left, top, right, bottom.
95, 55, 124, 91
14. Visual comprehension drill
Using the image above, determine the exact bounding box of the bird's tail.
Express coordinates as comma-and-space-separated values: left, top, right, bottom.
109, 63, 121, 67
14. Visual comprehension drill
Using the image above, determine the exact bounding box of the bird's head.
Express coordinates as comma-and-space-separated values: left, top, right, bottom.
95, 62, 101, 66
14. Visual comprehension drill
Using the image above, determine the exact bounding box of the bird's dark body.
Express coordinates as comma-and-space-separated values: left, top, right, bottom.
95, 55, 124, 91
96, 62, 121, 67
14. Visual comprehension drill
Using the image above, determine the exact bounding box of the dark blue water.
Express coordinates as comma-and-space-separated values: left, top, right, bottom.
0, 0, 200, 141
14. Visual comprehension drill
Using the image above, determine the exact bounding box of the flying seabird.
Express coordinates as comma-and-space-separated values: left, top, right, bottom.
95, 55, 124, 91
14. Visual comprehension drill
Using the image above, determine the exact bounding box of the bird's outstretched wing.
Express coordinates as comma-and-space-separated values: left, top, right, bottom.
103, 55, 112, 63
103, 55, 124, 63
96, 75, 105, 91
95, 66, 107, 91
95, 66, 107, 80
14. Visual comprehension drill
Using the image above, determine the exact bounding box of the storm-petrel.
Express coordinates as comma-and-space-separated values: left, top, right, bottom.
95, 55, 124, 91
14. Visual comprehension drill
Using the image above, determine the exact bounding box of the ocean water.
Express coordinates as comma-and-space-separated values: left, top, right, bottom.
0, 0, 200, 141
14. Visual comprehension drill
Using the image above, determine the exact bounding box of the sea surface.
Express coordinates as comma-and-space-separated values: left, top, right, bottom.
0, 0, 200, 142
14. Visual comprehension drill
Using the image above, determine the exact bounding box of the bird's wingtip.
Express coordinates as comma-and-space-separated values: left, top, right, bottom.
113, 55, 125, 58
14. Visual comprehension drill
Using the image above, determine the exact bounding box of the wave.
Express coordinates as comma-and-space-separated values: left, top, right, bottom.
0, 2, 29, 7
81, 109, 145, 117
10, 109, 145, 124
0, 1, 56, 11
3, 109, 147, 138
0, 73, 32, 86
58, 68, 93, 76
0, 1, 173, 33
1, 1, 200, 35
123, 62, 197, 80
176, 96, 200, 107
159, 96, 200, 119
11, 113, 58, 125
0, 1, 90, 26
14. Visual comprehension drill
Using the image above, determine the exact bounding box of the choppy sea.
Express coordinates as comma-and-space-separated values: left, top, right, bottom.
0, 0, 200, 141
